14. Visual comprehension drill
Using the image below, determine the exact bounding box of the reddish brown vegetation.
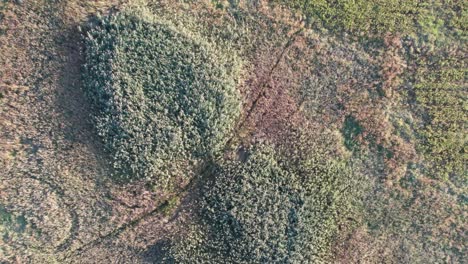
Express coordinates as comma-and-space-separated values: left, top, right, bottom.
336, 34, 417, 186
241, 55, 306, 145
380, 33, 405, 98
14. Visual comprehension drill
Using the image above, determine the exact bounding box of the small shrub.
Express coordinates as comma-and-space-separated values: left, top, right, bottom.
83, 10, 242, 188
160, 196, 180, 216
342, 115, 363, 151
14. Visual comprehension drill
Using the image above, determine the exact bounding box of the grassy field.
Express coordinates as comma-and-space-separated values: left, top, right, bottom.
0, 0, 466, 263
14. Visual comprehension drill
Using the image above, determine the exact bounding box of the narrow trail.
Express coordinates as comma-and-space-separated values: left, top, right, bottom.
24, 174, 79, 253
60, 198, 168, 261
225, 26, 304, 147
59, 161, 215, 262
59, 11, 306, 262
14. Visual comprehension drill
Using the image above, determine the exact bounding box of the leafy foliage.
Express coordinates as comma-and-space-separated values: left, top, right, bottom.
83, 10, 242, 187
170, 144, 360, 263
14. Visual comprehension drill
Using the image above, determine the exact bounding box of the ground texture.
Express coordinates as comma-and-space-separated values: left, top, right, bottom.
0, 0, 466, 263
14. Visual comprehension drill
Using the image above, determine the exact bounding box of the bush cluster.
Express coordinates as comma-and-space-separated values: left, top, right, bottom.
170, 145, 358, 263
83, 10, 242, 187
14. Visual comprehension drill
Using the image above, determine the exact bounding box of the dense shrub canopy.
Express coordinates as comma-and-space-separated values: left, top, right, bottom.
170, 145, 358, 263
83, 11, 242, 187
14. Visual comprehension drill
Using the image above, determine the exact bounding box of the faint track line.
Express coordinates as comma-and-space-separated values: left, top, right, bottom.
59, 9, 306, 262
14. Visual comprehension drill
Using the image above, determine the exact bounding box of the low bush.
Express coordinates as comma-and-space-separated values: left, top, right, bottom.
170, 144, 360, 263
83, 10, 242, 188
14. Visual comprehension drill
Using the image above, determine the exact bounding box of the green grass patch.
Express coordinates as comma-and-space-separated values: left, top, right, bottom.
0, 205, 27, 242
413, 51, 467, 182
272, 0, 418, 34
272, 0, 467, 41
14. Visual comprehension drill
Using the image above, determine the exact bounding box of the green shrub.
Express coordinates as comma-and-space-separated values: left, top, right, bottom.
83, 10, 242, 188
342, 115, 363, 151
170, 144, 359, 263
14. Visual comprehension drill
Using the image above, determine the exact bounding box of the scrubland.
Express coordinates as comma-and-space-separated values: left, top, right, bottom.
0, 0, 466, 263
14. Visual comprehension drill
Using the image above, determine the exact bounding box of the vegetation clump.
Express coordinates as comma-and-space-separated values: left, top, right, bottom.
170, 144, 360, 263
83, 10, 242, 188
